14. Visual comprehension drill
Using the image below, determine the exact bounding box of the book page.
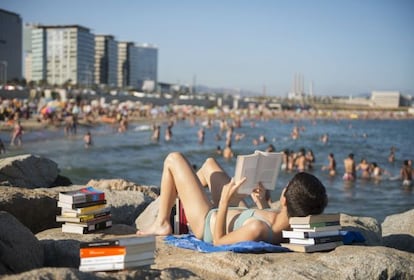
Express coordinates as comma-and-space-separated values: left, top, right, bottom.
235, 151, 282, 194
234, 154, 259, 194
256, 152, 282, 190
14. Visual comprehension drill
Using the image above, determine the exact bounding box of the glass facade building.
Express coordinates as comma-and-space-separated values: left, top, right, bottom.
0, 9, 22, 82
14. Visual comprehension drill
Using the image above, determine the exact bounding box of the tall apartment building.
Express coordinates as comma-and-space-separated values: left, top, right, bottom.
117, 41, 134, 88
31, 25, 94, 86
135, 43, 158, 91
23, 23, 35, 82
117, 42, 158, 90
95, 35, 118, 87
0, 9, 23, 83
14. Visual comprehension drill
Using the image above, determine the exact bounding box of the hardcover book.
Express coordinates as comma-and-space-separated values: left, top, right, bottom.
280, 241, 343, 253
289, 235, 343, 245
289, 213, 340, 225
59, 186, 105, 204
80, 234, 155, 248
290, 225, 342, 232
80, 243, 155, 258
290, 221, 341, 229
79, 258, 154, 272
56, 210, 111, 223
61, 220, 112, 234
61, 205, 111, 216
282, 229, 341, 239
57, 199, 107, 210
234, 150, 283, 194
80, 251, 154, 265
63, 215, 112, 227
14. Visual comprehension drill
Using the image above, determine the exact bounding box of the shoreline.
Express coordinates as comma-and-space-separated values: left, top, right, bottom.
1, 108, 413, 133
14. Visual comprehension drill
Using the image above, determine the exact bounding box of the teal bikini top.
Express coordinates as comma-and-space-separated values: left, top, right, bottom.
233, 209, 273, 242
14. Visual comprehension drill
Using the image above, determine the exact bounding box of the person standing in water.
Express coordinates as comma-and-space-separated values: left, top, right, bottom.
343, 153, 356, 181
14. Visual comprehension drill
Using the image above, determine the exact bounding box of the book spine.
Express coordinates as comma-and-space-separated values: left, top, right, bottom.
85, 220, 112, 233
57, 200, 106, 210
65, 215, 111, 227
80, 236, 155, 248
79, 258, 154, 272
71, 192, 105, 204
80, 246, 126, 257
289, 235, 343, 245
291, 221, 340, 228
80, 252, 154, 265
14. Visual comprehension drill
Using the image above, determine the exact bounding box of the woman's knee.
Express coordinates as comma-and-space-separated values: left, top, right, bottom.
165, 152, 185, 166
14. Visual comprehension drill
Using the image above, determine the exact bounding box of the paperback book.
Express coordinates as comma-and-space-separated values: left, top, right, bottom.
59, 186, 105, 204
234, 150, 283, 194
61, 220, 112, 234
80, 234, 156, 248
79, 235, 156, 272
79, 258, 154, 272
280, 241, 343, 253
281, 213, 343, 253
57, 187, 111, 234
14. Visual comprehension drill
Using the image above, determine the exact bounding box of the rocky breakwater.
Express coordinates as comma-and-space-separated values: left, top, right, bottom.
0, 154, 413, 279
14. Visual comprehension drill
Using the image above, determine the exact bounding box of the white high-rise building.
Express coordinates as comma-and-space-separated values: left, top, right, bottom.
31, 25, 94, 86
0, 9, 22, 83
95, 35, 118, 87
117, 41, 134, 88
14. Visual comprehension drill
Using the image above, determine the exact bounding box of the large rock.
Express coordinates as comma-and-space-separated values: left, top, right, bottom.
381, 209, 414, 253
86, 179, 159, 226
1, 204, 414, 280
0, 182, 156, 233
0, 154, 60, 188
135, 196, 160, 230
340, 213, 382, 245
0, 186, 62, 233
0, 211, 44, 275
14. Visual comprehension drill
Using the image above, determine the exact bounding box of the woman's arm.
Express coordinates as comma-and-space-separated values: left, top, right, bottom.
213, 177, 246, 244
212, 178, 270, 245
250, 183, 270, 209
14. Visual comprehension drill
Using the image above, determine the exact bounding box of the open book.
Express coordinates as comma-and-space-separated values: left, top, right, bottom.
234, 150, 283, 194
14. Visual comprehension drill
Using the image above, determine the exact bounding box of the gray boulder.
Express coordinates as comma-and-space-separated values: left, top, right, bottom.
340, 213, 382, 245
0, 154, 59, 188
135, 196, 160, 231
381, 208, 414, 253
0, 182, 156, 233
0, 211, 44, 275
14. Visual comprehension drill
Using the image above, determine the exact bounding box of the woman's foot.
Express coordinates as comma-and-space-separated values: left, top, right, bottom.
136, 220, 172, 236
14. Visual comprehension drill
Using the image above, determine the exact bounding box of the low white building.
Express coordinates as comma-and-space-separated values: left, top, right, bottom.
371, 91, 401, 108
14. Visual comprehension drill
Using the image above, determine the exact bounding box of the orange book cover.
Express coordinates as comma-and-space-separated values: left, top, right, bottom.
80, 246, 126, 258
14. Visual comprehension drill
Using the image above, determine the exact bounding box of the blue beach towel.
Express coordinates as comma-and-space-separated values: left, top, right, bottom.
164, 231, 365, 253
164, 234, 290, 253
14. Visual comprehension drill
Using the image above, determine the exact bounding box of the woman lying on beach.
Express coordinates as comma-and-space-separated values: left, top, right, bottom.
137, 152, 328, 245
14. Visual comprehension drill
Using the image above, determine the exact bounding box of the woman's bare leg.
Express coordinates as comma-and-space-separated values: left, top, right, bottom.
137, 152, 211, 238
196, 157, 246, 207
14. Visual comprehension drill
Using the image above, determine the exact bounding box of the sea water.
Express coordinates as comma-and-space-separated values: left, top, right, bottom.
1, 118, 413, 223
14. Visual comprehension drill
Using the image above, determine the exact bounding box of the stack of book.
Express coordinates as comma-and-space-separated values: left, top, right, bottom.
79, 235, 156, 272
281, 213, 343, 253
56, 186, 112, 234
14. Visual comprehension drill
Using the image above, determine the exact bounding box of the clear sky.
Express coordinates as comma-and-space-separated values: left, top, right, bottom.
2, 0, 414, 96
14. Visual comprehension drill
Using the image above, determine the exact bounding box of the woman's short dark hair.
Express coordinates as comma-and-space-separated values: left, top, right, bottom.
284, 172, 328, 217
